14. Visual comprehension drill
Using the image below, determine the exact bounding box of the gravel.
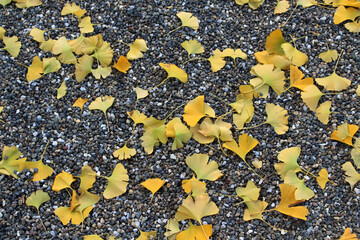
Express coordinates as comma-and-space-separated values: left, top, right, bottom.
1, 0, 360, 239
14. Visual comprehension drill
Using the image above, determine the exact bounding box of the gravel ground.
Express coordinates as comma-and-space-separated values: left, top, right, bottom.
0, 0, 360, 239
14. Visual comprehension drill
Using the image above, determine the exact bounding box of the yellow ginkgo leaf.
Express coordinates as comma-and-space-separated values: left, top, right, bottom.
342, 161, 360, 190
231, 97, 254, 129
165, 117, 192, 150
73, 97, 88, 112
68, 34, 86, 55
273, 183, 309, 220
289, 65, 314, 91
140, 178, 166, 203
113, 56, 130, 73
0, 0, 11, 8
316, 168, 330, 189
190, 123, 216, 144
223, 133, 259, 161
61, 2, 86, 18
274, 0, 290, 14
275, 146, 301, 179
235, 0, 265, 9
176, 12, 199, 30
3, 36, 21, 57
221, 48, 247, 61
43, 57, 61, 75
136, 230, 157, 240
197, 117, 233, 142
56, 81, 67, 99
254, 50, 291, 70
14, 0, 42, 8
159, 63, 188, 83
183, 96, 216, 127
140, 117, 167, 154
182, 176, 207, 197
250, 64, 285, 97
181, 39, 204, 56
265, 28, 287, 55
26, 190, 50, 211
208, 49, 226, 72
103, 163, 129, 199
319, 48, 338, 63
79, 16, 94, 34
83, 235, 104, 240
0, 146, 27, 178
236, 180, 260, 202
52, 171, 75, 192
177, 222, 212, 240
39, 38, 55, 52
284, 170, 315, 200
252, 160, 262, 169
0, 27, 5, 39
334, 5, 360, 24
281, 42, 308, 67
186, 153, 223, 181
331, 122, 358, 146
126, 39, 147, 60
30, 27, 46, 42
52, 36, 77, 64
91, 66, 112, 79
165, 219, 181, 240
315, 101, 332, 124
135, 87, 149, 100
113, 144, 137, 160
338, 227, 358, 240
243, 200, 268, 221
175, 194, 219, 223
316, 72, 351, 91
345, 21, 360, 33
54, 205, 93, 225
78, 164, 97, 193
297, 0, 317, 7
239, 85, 260, 99
91, 40, 113, 67
301, 85, 324, 111
21, 159, 53, 182
26, 56, 43, 82
265, 103, 289, 135
89, 95, 115, 132
127, 110, 147, 124
357, 85, 360, 96
75, 55, 93, 82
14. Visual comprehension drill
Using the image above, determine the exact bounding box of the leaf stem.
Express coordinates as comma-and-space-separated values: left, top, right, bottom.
217, 138, 228, 157
104, 112, 110, 133
182, 57, 208, 65
164, 104, 185, 121
124, 123, 137, 146
167, 26, 183, 35
240, 122, 266, 130
117, 40, 131, 47
16, 61, 28, 68
242, 158, 264, 180
261, 219, 287, 232
300, 166, 317, 178
40, 139, 51, 162
209, 93, 231, 106
281, 86, 292, 94
218, 109, 234, 119
148, 77, 169, 92
37, 209, 48, 234
333, 49, 344, 73
281, 4, 298, 28
325, 92, 343, 95
149, 194, 154, 204
234, 200, 245, 206
241, 83, 264, 95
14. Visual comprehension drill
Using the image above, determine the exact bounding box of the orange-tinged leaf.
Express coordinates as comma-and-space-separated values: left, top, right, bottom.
275, 147, 301, 179
175, 194, 219, 223
315, 101, 331, 124
176, 12, 199, 30
223, 133, 259, 161
281, 42, 308, 67
342, 162, 360, 190
301, 85, 324, 111
265, 29, 287, 55
113, 144, 136, 160
317, 168, 330, 189
182, 176, 207, 197
186, 153, 223, 181
315, 72, 351, 91
339, 228, 358, 240
183, 96, 215, 127
159, 63, 188, 83
177, 222, 212, 240
273, 184, 309, 220
126, 39, 147, 60
73, 97, 88, 112
289, 65, 314, 91
52, 171, 74, 192
113, 56, 130, 73
103, 163, 129, 199
265, 103, 289, 135
331, 123, 358, 146
141, 178, 166, 203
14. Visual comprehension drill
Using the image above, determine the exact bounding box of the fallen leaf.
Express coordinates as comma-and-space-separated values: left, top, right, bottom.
315, 101, 332, 124
113, 144, 136, 160
319, 48, 338, 63
281, 42, 308, 67
79, 164, 97, 193
103, 163, 129, 199
52, 36, 77, 64
316, 168, 330, 189
21, 159, 53, 182
297, 0, 317, 7
52, 171, 75, 192
26, 190, 50, 211
3, 36, 21, 57
275, 146, 301, 179
140, 117, 167, 154
91, 66, 112, 79
26, 56, 44, 82
177, 222, 212, 240
0, 27, 5, 39
243, 200, 268, 221
208, 49, 226, 72
165, 117, 192, 150
250, 64, 285, 97
331, 122, 358, 146
181, 39, 204, 55
274, 0, 290, 14
183, 96, 215, 127
0, 0, 11, 7
338, 228, 358, 240
164, 219, 181, 240
14, 0, 42, 8
141, 178, 166, 203
289, 65, 314, 91
236, 180, 260, 202
254, 50, 291, 70
252, 160, 262, 169
315, 72, 351, 91
79, 16, 94, 34
342, 161, 360, 190
284, 170, 315, 200
83, 235, 104, 240
0, 146, 27, 179
30, 27, 46, 42
265, 103, 289, 135
56, 81, 67, 99
235, 0, 265, 9
223, 133, 259, 161
197, 117, 233, 143
73, 97, 88, 112
61, 2, 86, 18
91, 40, 113, 67
43, 57, 61, 75
136, 230, 157, 240
68, 34, 86, 55
265, 29, 287, 55
301, 85, 324, 111
333, 6, 360, 25
126, 39, 147, 60
75, 55, 94, 82
176, 12, 199, 30
159, 63, 188, 83
113, 56, 131, 73
273, 183, 309, 220
182, 176, 207, 197
186, 153, 223, 181
221, 48, 247, 61
127, 110, 147, 124
89, 95, 115, 131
